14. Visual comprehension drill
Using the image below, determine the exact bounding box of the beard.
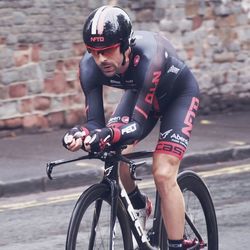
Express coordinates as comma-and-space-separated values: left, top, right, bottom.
99, 62, 118, 77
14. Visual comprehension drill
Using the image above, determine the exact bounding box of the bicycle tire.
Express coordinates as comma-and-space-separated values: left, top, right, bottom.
66, 183, 133, 250
159, 170, 218, 250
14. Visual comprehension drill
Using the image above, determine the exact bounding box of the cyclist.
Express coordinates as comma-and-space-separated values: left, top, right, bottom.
63, 5, 200, 250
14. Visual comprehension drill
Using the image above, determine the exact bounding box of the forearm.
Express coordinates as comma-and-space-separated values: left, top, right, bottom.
111, 121, 143, 145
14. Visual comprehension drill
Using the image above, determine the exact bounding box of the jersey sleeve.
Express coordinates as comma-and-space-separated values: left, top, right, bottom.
132, 70, 161, 124
108, 70, 162, 145
107, 89, 138, 128
79, 56, 105, 131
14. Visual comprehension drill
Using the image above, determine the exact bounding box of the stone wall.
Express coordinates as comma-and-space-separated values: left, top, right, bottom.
0, 0, 249, 134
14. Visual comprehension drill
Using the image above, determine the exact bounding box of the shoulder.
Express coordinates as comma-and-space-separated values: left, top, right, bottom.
79, 52, 103, 90
133, 31, 178, 58
79, 52, 97, 75
133, 31, 157, 58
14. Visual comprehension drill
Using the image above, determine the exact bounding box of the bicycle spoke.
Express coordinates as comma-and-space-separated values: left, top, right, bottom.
183, 190, 208, 248
185, 212, 203, 242
88, 199, 103, 250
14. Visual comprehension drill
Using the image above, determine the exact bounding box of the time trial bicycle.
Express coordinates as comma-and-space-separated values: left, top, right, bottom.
46, 146, 218, 250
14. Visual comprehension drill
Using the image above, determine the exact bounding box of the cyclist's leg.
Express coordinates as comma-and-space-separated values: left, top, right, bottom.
153, 153, 184, 243
119, 144, 136, 193
153, 72, 199, 248
119, 113, 157, 212
119, 113, 158, 192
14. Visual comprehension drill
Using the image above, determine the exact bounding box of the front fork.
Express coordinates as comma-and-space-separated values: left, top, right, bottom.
102, 159, 120, 250
109, 179, 119, 250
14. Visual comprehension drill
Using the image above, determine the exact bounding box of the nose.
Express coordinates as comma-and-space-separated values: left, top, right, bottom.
97, 53, 107, 63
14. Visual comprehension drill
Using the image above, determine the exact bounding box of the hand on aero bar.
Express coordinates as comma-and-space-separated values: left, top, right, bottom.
62, 125, 89, 152
84, 128, 114, 153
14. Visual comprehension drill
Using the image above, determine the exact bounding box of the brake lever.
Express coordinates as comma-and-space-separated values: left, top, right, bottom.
46, 159, 68, 180
46, 162, 56, 180
129, 161, 146, 181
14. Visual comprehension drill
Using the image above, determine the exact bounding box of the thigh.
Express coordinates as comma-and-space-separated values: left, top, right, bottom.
138, 111, 159, 142
155, 95, 199, 160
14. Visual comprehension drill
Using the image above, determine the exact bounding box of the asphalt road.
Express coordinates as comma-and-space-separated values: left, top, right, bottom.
1, 158, 250, 250
1, 111, 250, 197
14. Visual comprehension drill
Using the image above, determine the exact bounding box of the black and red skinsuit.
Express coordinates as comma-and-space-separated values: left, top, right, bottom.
79, 31, 200, 160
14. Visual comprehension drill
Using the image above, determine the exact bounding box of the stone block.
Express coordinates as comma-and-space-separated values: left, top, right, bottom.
179, 19, 193, 32
0, 37, 6, 45
56, 60, 64, 71
23, 114, 49, 129
0, 47, 14, 69
18, 64, 42, 82
160, 19, 178, 33
19, 98, 33, 113
214, 5, 233, 17
0, 86, 8, 99
4, 117, 22, 129
47, 111, 65, 127
13, 11, 26, 25
215, 14, 238, 28
53, 72, 67, 93
33, 96, 51, 111
0, 101, 18, 119
185, 1, 199, 18
64, 109, 84, 127
31, 44, 42, 62
43, 78, 54, 93
1, 70, 19, 85
192, 15, 203, 30
22, 115, 39, 129
14, 53, 29, 67
213, 52, 235, 63
27, 78, 44, 94
73, 42, 86, 56
136, 9, 154, 22
9, 83, 27, 98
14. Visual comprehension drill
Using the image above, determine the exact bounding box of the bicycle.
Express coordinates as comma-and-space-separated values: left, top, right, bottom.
46, 146, 218, 250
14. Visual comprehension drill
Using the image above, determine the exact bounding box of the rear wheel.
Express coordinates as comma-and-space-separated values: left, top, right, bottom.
66, 183, 133, 250
159, 170, 218, 250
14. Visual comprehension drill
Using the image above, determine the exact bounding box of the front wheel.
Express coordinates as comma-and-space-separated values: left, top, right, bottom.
159, 170, 218, 250
66, 183, 133, 250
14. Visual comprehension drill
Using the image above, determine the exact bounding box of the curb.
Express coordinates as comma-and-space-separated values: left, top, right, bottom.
182, 145, 250, 167
1, 145, 250, 198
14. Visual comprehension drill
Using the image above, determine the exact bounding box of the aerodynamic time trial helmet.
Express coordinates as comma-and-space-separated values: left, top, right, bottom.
83, 6, 134, 52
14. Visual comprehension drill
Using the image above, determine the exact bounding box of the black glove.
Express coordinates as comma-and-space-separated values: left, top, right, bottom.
62, 125, 89, 149
84, 127, 113, 152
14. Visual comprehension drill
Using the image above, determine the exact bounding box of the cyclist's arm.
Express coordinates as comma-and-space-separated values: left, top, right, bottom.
107, 89, 138, 128
82, 84, 105, 131
108, 75, 159, 145
79, 57, 106, 131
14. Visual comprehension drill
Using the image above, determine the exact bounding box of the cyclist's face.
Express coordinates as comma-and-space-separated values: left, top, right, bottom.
89, 45, 123, 77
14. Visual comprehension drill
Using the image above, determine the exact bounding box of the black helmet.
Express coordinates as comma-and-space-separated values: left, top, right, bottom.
83, 6, 134, 52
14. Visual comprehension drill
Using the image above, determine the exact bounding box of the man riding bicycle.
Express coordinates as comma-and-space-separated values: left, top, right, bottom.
63, 5, 200, 250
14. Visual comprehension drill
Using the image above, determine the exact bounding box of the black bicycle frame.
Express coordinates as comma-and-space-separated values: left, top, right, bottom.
96, 152, 157, 250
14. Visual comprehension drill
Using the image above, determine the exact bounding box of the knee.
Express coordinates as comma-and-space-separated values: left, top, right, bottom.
152, 153, 180, 193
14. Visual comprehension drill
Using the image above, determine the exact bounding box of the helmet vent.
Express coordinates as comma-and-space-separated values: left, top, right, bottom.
91, 5, 107, 35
